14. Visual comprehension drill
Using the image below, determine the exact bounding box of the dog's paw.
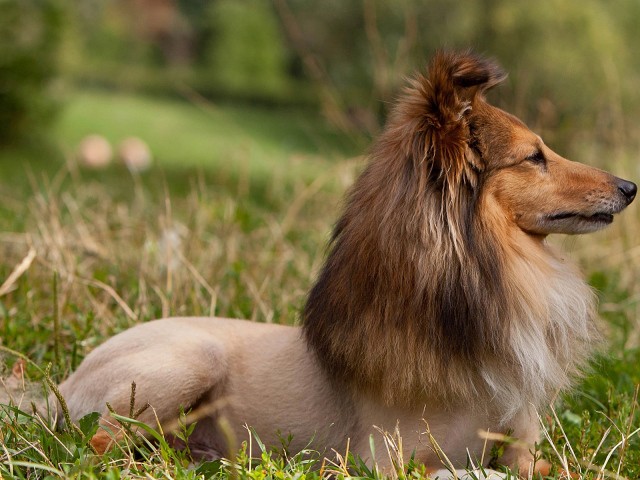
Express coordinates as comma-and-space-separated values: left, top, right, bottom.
90, 429, 117, 454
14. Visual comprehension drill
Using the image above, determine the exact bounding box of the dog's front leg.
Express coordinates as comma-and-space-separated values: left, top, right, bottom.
499, 409, 551, 477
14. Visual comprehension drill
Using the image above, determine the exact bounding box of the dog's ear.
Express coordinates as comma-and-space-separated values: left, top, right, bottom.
446, 51, 507, 92
393, 50, 506, 189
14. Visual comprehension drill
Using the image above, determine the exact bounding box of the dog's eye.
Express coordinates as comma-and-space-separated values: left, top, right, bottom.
525, 150, 545, 165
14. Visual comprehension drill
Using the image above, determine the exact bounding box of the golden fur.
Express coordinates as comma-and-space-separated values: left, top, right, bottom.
54, 51, 636, 475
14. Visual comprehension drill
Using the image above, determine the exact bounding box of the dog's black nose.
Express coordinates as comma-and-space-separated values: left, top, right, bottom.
618, 179, 637, 204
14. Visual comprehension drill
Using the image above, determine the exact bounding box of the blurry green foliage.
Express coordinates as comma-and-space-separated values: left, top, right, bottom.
60, 2, 189, 94
200, 0, 290, 100
0, 0, 63, 145
285, 0, 640, 147
6, 0, 640, 149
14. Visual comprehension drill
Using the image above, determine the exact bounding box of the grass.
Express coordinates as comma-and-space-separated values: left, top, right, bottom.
0, 89, 639, 479
53, 89, 357, 180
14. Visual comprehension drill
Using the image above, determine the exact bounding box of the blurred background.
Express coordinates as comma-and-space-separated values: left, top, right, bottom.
0, 0, 639, 352
4, 0, 640, 164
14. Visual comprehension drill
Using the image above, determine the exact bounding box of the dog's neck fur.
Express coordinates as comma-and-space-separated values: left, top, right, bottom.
476, 214, 598, 420
302, 138, 598, 422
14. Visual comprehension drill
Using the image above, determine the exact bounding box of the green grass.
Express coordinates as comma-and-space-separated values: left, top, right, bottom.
0, 90, 639, 479
54, 89, 357, 180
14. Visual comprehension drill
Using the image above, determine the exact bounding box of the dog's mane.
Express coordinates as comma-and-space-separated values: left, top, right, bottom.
303, 51, 598, 420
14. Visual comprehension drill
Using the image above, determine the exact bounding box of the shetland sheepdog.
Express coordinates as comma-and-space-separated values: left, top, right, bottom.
54, 51, 636, 475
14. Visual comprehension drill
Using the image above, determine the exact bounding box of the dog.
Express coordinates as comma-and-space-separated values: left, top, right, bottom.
54, 51, 636, 475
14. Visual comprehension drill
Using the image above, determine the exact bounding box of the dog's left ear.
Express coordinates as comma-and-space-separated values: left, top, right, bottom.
390, 50, 506, 189
447, 51, 506, 93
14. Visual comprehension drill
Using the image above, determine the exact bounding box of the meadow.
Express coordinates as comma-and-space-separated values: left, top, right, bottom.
0, 90, 639, 479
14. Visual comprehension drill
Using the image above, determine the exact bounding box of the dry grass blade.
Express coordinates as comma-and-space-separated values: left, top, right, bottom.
0, 247, 36, 297
538, 410, 574, 477
77, 277, 138, 322
324, 437, 352, 477
373, 424, 404, 479
616, 384, 639, 475
598, 427, 640, 479
422, 420, 458, 479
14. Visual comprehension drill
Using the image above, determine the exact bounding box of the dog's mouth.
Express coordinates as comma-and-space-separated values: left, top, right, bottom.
527, 209, 619, 235
547, 211, 614, 224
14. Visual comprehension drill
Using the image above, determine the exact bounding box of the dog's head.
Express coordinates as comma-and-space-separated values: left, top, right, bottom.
390, 50, 636, 236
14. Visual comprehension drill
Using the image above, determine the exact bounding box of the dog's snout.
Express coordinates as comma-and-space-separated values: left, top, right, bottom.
617, 178, 637, 204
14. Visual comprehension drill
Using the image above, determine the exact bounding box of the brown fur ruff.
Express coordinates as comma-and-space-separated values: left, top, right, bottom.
302, 51, 598, 420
